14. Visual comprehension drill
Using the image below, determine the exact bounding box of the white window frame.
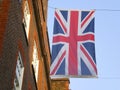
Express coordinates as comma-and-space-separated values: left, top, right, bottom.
13, 52, 24, 90
32, 40, 39, 82
23, 0, 30, 38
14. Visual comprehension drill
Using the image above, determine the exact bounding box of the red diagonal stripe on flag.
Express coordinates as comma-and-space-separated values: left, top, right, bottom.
55, 11, 67, 33
50, 51, 66, 75
80, 45, 97, 74
81, 11, 94, 28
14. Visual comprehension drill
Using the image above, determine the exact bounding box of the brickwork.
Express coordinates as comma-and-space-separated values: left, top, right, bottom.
0, 0, 10, 56
23, 0, 51, 90
0, 0, 36, 90
0, 0, 70, 90
51, 78, 70, 90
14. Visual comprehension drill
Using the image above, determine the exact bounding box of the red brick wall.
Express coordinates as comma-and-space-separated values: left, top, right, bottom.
0, 0, 36, 90
0, 0, 10, 56
51, 78, 70, 90
27, 0, 51, 89
0, 0, 51, 89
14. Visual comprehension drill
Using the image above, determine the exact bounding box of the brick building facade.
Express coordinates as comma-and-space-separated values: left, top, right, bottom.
0, 0, 51, 90
51, 78, 70, 90
24, 0, 51, 89
0, 0, 70, 90
0, 0, 36, 89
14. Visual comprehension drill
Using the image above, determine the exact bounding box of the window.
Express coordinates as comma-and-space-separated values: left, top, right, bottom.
23, 1, 30, 38
13, 52, 24, 90
32, 40, 39, 82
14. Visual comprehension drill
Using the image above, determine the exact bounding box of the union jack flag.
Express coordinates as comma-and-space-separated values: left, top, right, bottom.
50, 9, 97, 77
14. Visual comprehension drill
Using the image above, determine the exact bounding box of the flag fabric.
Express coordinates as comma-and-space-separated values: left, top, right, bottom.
50, 9, 97, 77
